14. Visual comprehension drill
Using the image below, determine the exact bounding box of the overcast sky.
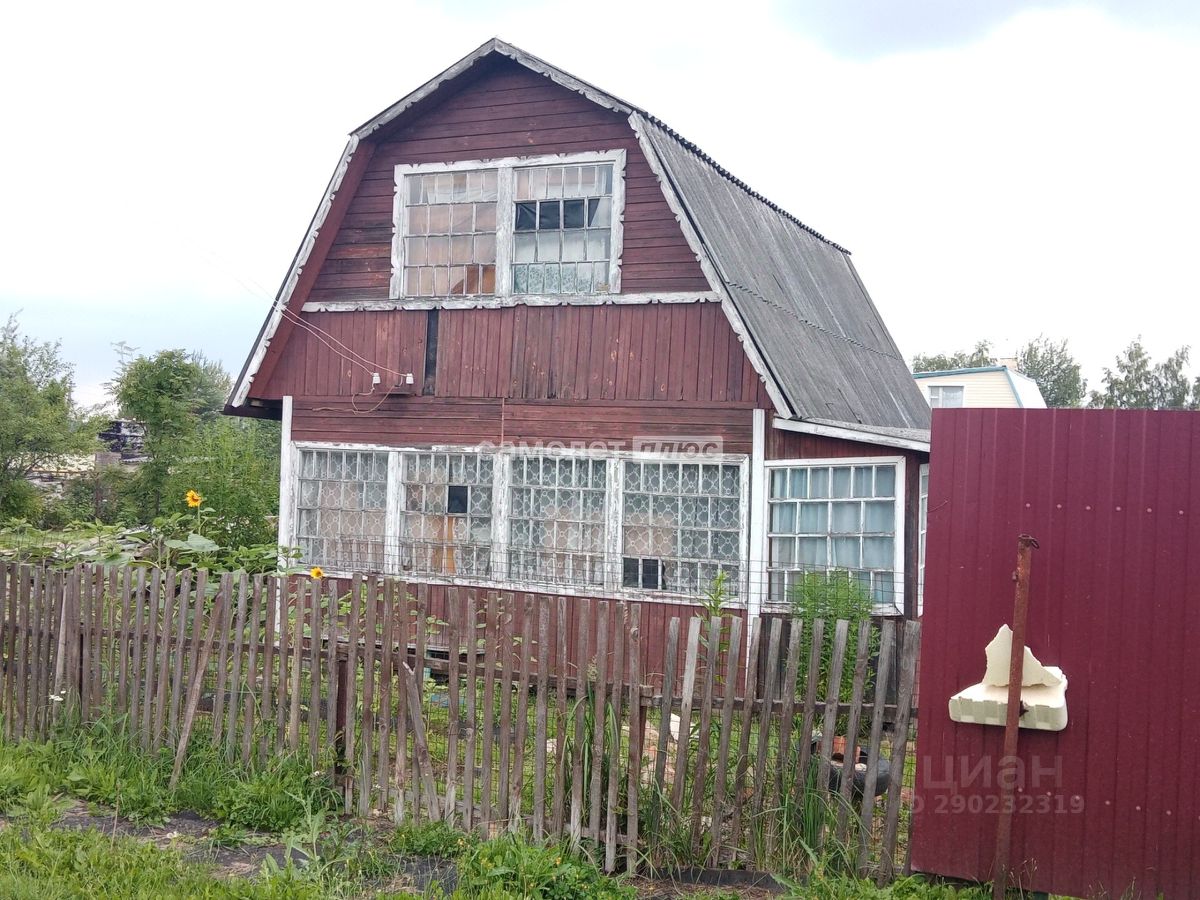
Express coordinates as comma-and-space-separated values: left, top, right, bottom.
3, 0, 1198, 406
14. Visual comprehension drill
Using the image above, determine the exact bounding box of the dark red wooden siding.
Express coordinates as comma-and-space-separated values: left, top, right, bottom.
291, 398, 756, 455
308, 58, 709, 305
263, 302, 769, 407
912, 409, 1200, 899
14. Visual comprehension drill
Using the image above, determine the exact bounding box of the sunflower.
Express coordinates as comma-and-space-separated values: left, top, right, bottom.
185, 489, 203, 508
309, 566, 324, 580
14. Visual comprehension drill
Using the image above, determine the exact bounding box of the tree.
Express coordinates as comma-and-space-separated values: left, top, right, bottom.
1088, 339, 1200, 410
1016, 336, 1086, 408
911, 340, 996, 373
111, 350, 232, 517
110, 349, 279, 540
0, 316, 98, 519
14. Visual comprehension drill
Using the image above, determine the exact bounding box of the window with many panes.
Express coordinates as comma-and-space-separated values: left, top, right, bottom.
917, 464, 929, 615
767, 461, 901, 607
399, 451, 495, 577
292, 444, 746, 597
508, 455, 608, 587
622, 461, 742, 595
513, 164, 613, 294
296, 450, 388, 570
391, 152, 623, 300
398, 170, 498, 297
928, 385, 964, 408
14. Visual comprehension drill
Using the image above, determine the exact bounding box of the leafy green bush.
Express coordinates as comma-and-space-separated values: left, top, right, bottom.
456, 833, 634, 900
391, 820, 478, 858
790, 570, 880, 703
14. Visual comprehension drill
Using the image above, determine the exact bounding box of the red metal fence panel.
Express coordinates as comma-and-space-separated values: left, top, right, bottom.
911, 408, 1200, 899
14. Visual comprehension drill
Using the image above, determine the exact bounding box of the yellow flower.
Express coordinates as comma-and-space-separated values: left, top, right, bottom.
309, 566, 324, 580
185, 489, 203, 508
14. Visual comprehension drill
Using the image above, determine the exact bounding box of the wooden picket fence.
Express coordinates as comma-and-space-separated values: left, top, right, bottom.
0, 562, 919, 880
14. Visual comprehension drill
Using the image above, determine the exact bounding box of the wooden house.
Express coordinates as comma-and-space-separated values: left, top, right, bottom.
226, 39, 932, 646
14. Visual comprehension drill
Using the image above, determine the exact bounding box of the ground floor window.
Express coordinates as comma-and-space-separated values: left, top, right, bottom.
399, 451, 495, 577
766, 459, 904, 609
292, 445, 747, 598
295, 449, 388, 570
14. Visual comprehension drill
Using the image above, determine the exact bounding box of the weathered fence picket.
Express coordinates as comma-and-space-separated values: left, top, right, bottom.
0, 562, 919, 881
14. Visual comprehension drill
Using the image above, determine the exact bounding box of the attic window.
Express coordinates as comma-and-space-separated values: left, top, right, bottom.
512, 164, 613, 294
391, 151, 625, 300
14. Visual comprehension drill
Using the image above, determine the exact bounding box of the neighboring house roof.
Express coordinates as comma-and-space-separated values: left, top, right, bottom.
914, 366, 1047, 409
230, 38, 931, 436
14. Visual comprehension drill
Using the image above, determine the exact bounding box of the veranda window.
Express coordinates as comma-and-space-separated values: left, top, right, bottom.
508, 455, 608, 587
767, 460, 902, 608
296, 449, 388, 570
399, 451, 495, 577
621, 461, 742, 595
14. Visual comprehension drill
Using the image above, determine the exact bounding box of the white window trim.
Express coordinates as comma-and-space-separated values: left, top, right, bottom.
288, 439, 749, 605
390, 150, 627, 301
917, 462, 929, 617
762, 455, 907, 612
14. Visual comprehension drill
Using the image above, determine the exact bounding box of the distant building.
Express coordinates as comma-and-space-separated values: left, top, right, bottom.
913, 365, 1046, 409
98, 419, 146, 465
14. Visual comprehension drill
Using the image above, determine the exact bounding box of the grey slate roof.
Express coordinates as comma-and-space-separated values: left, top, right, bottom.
634, 117, 930, 431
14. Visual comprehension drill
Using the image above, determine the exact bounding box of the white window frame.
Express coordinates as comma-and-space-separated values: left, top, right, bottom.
390, 150, 627, 300
288, 440, 748, 606
927, 384, 964, 409
762, 455, 907, 613
917, 462, 929, 617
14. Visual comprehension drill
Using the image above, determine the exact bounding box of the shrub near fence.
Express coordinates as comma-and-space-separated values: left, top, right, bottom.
0, 562, 919, 882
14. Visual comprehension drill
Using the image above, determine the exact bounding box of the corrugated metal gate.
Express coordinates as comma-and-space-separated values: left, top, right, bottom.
911, 409, 1200, 899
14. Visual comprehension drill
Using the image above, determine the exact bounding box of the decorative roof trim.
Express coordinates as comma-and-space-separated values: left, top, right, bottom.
773, 417, 931, 453
301, 292, 720, 313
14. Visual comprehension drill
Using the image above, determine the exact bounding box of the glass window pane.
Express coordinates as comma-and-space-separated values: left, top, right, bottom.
864, 500, 895, 533
831, 501, 861, 533
537, 231, 561, 262
538, 200, 560, 230
586, 230, 610, 261
798, 501, 828, 533
563, 198, 585, 229
451, 203, 473, 232
587, 196, 611, 226
563, 230, 586, 262
514, 233, 536, 264
515, 202, 537, 231
874, 465, 896, 497
770, 469, 788, 499
831, 467, 852, 497
853, 466, 873, 498
808, 468, 829, 499
770, 502, 796, 533
797, 537, 827, 566
863, 536, 894, 569
789, 469, 808, 499
832, 536, 861, 567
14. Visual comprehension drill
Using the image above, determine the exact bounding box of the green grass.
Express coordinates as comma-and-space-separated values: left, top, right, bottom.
0, 715, 339, 833
0, 821, 322, 899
